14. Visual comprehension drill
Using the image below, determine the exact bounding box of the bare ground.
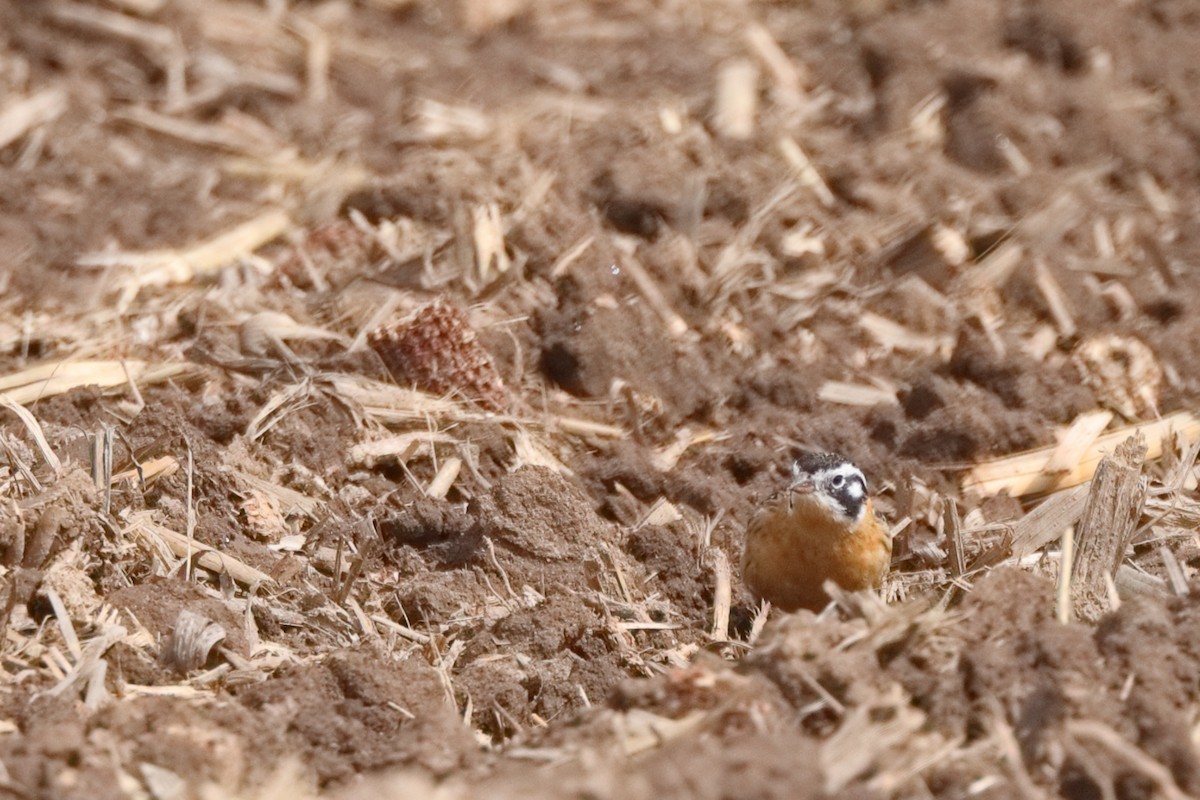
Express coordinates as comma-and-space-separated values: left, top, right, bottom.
2, 1, 1200, 798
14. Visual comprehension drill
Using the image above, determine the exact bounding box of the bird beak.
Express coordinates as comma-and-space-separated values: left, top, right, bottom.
785, 479, 814, 511
788, 479, 815, 495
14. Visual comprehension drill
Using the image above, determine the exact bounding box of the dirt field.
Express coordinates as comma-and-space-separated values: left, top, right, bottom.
2, 1, 1200, 798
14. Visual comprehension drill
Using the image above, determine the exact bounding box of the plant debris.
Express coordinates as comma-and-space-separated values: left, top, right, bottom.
368, 298, 509, 412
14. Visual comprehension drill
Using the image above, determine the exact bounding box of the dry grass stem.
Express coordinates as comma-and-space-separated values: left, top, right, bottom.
1033, 260, 1076, 338
288, 17, 331, 105
549, 415, 625, 439
944, 498, 965, 577
778, 136, 835, 207
114, 105, 281, 154
1104, 571, 1121, 611
107, 0, 167, 12
1056, 525, 1075, 624
820, 686, 928, 793
231, 470, 321, 518
1043, 410, 1114, 474
45, 624, 127, 702
986, 701, 1046, 800
859, 312, 951, 355
636, 498, 681, 529
0, 360, 193, 405
743, 22, 807, 103
616, 253, 689, 338
49, 1, 176, 48
963, 411, 1198, 497
709, 548, 731, 642
966, 242, 1024, 291
78, 208, 290, 294
549, 235, 595, 280
1156, 544, 1189, 596
818, 381, 899, 407
0, 395, 62, 475
510, 430, 571, 474
348, 432, 457, 468
239, 312, 350, 359
0, 89, 68, 150
1136, 171, 1178, 219
44, 587, 82, 660
651, 429, 720, 472
126, 517, 275, 588
1065, 720, 1191, 800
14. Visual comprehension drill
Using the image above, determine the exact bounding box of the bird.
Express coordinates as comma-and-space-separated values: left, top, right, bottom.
741, 452, 892, 613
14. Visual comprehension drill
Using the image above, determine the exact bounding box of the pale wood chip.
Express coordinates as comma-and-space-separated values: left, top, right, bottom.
1071, 435, 1147, 621
713, 59, 759, 140
818, 381, 898, 407
0, 89, 68, 150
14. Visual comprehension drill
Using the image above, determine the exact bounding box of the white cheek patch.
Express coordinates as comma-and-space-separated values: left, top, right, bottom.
810, 463, 868, 524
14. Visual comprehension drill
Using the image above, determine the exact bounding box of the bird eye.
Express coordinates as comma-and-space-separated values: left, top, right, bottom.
831, 474, 845, 488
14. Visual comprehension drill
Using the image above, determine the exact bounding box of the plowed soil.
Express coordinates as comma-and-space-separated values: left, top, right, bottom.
2, 1, 1200, 799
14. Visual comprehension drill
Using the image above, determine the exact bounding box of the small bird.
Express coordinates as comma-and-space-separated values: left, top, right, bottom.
741, 452, 892, 613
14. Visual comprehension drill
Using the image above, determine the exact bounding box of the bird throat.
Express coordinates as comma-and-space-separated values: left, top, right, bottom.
785, 491, 851, 531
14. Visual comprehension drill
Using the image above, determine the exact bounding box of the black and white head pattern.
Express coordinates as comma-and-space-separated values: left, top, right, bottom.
790, 452, 868, 524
